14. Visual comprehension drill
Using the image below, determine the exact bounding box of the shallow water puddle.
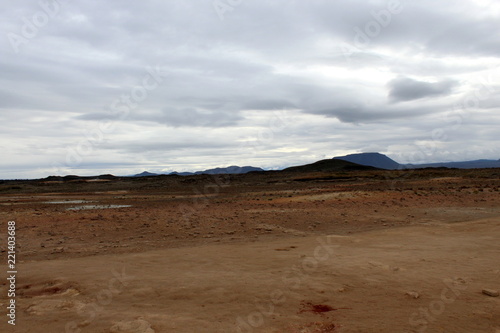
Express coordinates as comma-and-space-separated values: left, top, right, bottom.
66, 205, 132, 211
45, 200, 94, 204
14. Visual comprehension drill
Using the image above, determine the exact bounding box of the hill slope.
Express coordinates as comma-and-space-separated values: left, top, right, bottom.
283, 159, 378, 173
334, 152, 401, 170
195, 166, 264, 175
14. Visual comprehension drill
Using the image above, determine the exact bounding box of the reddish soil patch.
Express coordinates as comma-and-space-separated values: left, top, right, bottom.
300, 301, 336, 314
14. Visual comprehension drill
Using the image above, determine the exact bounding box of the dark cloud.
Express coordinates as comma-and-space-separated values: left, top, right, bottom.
307, 103, 440, 123
388, 77, 458, 102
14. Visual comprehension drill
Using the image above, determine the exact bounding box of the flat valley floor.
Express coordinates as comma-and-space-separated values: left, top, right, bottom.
0, 168, 499, 332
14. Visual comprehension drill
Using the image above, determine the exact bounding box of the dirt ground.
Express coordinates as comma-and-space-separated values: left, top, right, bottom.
0, 168, 499, 332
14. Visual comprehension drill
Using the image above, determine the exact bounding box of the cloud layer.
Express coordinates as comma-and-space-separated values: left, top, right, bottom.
1, 0, 499, 178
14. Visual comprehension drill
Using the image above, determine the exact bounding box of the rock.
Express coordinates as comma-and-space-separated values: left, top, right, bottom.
51, 247, 65, 254
482, 289, 499, 297
405, 291, 420, 299
110, 318, 155, 333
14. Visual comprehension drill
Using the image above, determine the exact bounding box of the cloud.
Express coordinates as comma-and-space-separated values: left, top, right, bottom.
0, 0, 499, 178
137, 108, 243, 128
387, 77, 458, 102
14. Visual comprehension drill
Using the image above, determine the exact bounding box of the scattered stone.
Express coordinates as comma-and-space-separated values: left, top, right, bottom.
482, 289, 499, 297
110, 318, 155, 333
405, 291, 420, 299
51, 247, 65, 254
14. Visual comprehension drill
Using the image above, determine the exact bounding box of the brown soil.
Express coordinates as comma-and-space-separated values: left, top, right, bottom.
0, 168, 499, 332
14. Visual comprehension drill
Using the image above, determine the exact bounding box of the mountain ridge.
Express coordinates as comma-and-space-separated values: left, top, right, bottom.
31, 153, 500, 181
333, 153, 500, 170
133, 165, 264, 177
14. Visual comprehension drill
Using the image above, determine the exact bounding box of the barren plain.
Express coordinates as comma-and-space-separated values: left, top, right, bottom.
0, 168, 499, 332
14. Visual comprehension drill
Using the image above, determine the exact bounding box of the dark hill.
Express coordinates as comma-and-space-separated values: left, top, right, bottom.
334, 152, 401, 170
133, 171, 159, 177
97, 174, 117, 180
195, 166, 264, 175
283, 159, 378, 173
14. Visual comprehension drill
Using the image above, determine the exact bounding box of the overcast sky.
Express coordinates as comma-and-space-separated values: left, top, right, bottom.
1, 0, 500, 179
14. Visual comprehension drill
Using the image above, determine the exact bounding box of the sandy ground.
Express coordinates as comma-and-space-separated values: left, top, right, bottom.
0, 169, 499, 332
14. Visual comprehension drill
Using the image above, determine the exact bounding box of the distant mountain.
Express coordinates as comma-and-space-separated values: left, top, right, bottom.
133, 166, 264, 177
195, 166, 264, 175
44, 175, 64, 181
42, 174, 118, 181
132, 171, 159, 177
48, 155, 500, 181
169, 171, 195, 176
406, 159, 500, 169
334, 152, 401, 170
97, 174, 118, 180
283, 159, 378, 173
63, 175, 81, 181
333, 152, 500, 170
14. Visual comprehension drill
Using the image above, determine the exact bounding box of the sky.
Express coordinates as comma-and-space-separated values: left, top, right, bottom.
1, 0, 500, 179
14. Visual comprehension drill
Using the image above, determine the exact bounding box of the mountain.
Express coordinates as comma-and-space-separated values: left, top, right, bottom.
50, 155, 500, 181
169, 171, 195, 176
97, 174, 118, 180
134, 166, 264, 177
333, 152, 500, 170
334, 152, 401, 170
42, 174, 118, 181
194, 166, 264, 175
132, 171, 159, 177
283, 159, 378, 173
406, 159, 500, 169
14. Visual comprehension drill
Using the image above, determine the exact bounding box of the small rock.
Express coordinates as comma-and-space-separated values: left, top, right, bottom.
482, 289, 499, 297
405, 291, 420, 299
110, 318, 155, 333
51, 247, 65, 254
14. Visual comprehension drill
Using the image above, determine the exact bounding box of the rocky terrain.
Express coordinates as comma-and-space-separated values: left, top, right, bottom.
0, 167, 499, 332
